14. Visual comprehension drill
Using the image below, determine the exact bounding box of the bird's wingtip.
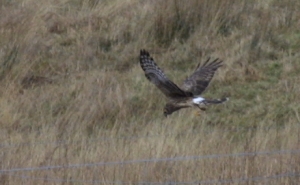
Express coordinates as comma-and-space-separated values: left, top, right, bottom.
140, 49, 149, 56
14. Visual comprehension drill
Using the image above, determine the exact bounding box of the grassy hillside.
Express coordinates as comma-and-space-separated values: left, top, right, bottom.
0, 0, 300, 184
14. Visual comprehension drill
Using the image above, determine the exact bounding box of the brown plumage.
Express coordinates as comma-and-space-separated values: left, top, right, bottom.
181, 57, 223, 95
139, 49, 228, 116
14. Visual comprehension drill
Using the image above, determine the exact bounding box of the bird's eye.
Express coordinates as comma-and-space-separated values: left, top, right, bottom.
163, 109, 168, 116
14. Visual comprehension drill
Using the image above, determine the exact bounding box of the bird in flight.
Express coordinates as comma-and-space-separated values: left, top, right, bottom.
139, 49, 228, 117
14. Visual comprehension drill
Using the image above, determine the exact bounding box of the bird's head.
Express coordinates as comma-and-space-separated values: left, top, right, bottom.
163, 103, 183, 117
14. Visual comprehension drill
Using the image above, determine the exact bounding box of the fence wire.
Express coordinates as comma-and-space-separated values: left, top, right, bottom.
6, 172, 300, 184
1, 126, 300, 184
1, 149, 300, 173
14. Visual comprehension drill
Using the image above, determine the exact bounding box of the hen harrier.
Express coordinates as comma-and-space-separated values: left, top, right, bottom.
139, 49, 228, 117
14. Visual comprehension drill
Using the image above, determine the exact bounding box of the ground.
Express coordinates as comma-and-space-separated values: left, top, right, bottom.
0, 0, 300, 184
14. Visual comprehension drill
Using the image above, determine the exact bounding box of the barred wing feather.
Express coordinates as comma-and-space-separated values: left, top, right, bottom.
140, 50, 191, 99
182, 58, 223, 96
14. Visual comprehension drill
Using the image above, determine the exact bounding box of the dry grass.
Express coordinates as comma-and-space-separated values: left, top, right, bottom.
0, 0, 300, 184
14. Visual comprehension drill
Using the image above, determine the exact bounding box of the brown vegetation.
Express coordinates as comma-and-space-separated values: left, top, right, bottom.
0, 0, 300, 184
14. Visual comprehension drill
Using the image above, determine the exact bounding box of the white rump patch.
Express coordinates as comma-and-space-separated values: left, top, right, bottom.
192, 97, 205, 104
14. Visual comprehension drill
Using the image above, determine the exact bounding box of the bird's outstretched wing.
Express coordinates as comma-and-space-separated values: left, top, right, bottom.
181, 58, 223, 96
140, 49, 191, 99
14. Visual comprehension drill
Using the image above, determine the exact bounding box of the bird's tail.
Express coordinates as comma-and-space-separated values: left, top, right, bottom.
204, 97, 229, 104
